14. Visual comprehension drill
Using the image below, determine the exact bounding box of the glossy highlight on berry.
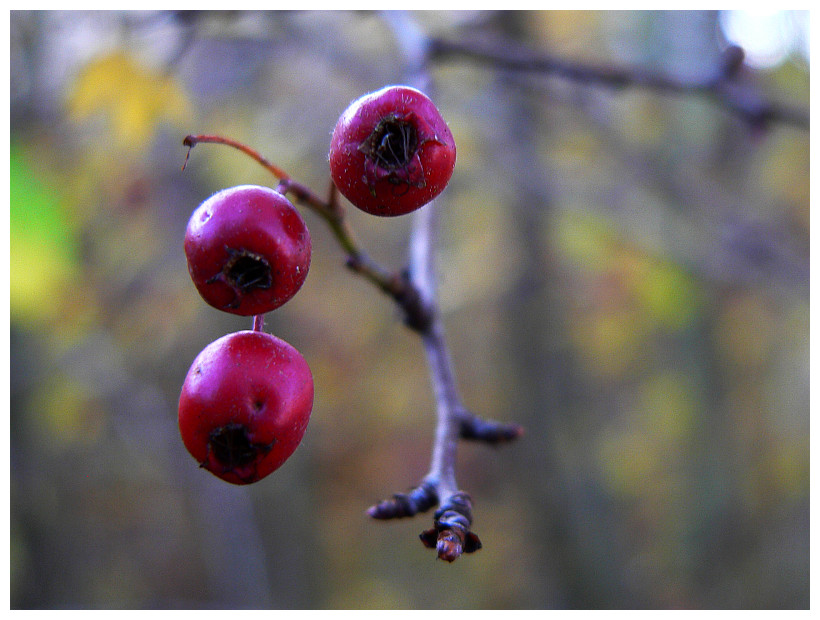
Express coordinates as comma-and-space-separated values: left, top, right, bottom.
329, 85, 456, 216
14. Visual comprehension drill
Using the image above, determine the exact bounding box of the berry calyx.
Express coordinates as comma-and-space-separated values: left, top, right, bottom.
178, 330, 314, 485
184, 185, 311, 316
329, 85, 456, 216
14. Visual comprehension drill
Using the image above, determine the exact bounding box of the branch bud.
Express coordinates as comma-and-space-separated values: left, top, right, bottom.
419, 492, 482, 562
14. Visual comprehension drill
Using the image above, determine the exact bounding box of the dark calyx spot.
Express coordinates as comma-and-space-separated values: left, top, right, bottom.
218, 247, 273, 294
362, 116, 418, 171
208, 423, 273, 469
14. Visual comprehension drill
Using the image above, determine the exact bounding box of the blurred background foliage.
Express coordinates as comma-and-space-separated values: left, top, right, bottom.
9, 10, 809, 609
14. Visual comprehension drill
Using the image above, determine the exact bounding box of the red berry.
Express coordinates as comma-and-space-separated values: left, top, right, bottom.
184, 185, 311, 316
329, 85, 456, 216
178, 330, 314, 485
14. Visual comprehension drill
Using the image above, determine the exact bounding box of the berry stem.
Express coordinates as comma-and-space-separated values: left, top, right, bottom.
252, 314, 265, 332
183, 134, 291, 179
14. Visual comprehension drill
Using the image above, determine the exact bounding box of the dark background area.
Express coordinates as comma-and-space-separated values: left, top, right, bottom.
10, 10, 809, 609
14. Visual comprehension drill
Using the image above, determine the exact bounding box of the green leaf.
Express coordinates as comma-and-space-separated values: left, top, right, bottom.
10, 146, 80, 324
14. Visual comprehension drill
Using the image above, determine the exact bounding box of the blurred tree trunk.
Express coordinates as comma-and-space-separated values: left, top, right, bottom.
491, 12, 601, 608
491, 12, 652, 607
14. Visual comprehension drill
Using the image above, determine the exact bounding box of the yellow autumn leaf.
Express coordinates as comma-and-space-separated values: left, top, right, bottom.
67, 52, 191, 146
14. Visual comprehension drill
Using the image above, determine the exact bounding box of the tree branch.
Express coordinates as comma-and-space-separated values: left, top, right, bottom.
429, 37, 809, 131
361, 10, 522, 562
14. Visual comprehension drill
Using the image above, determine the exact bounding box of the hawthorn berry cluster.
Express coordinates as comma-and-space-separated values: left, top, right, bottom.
178, 185, 314, 485
178, 86, 456, 484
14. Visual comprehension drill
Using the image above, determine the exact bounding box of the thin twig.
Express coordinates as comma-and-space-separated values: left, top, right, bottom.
372, 10, 523, 562
183, 134, 291, 179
